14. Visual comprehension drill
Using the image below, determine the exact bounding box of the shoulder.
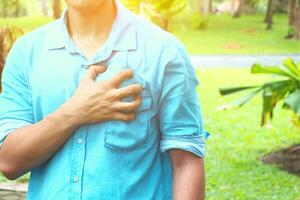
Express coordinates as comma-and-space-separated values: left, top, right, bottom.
12, 19, 61, 50
130, 13, 186, 55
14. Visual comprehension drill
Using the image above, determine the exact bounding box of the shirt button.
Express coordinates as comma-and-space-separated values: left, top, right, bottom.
73, 176, 79, 182
77, 138, 83, 144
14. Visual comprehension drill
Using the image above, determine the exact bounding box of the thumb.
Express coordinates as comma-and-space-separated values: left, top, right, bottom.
83, 65, 107, 82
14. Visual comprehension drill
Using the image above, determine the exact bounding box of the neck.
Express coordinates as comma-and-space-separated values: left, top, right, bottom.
66, 0, 116, 39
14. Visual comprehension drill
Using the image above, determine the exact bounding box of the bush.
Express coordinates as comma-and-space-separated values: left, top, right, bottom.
219, 58, 300, 126
0, 26, 23, 91
190, 12, 210, 30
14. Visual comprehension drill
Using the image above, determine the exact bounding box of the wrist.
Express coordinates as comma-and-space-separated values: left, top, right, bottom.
48, 104, 83, 130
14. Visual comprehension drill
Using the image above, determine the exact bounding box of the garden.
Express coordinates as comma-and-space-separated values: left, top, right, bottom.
0, 0, 300, 199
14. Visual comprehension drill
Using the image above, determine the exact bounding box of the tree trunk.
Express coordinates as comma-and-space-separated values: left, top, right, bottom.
265, 0, 274, 30
2, 1, 8, 18
289, 0, 297, 26
233, 0, 244, 18
203, 0, 212, 14
294, 8, 300, 39
41, 0, 49, 16
14, 0, 20, 17
53, 0, 61, 19
192, 0, 203, 14
161, 17, 169, 31
208, 0, 213, 13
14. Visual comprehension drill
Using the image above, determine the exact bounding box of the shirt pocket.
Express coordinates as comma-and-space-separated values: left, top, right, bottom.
104, 74, 153, 151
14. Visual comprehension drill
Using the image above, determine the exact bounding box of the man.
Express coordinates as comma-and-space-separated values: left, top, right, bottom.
0, 0, 209, 199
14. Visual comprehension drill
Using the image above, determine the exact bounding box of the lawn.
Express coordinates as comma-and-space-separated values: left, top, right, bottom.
199, 68, 300, 199
172, 13, 300, 55
1, 13, 299, 55
1, 67, 300, 199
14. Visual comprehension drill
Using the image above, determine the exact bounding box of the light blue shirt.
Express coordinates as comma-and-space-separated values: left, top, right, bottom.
0, 1, 209, 199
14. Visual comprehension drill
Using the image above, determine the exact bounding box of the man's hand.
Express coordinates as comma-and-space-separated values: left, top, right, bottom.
169, 149, 205, 200
60, 65, 143, 126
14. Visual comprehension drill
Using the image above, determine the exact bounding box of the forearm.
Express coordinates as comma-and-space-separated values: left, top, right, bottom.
0, 107, 80, 180
169, 150, 205, 200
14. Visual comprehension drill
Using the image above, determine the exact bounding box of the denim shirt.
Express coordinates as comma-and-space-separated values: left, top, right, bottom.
0, 1, 209, 199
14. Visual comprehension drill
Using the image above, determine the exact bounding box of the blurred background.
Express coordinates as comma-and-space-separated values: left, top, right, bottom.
0, 0, 300, 199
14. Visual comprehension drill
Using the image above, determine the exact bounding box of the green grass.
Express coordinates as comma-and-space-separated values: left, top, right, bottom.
1, 13, 300, 54
198, 68, 300, 199
171, 13, 300, 54
1, 68, 300, 199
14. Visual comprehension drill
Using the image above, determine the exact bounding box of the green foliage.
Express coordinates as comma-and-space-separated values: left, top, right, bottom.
0, 26, 23, 91
122, 0, 186, 31
0, 0, 27, 17
219, 58, 300, 126
121, 0, 142, 13
190, 12, 210, 30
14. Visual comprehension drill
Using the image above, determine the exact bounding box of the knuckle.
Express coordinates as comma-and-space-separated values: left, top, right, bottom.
107, 90, 119, 100
129, 113, 136, 120
136, 84, 143, 91
132, 100, 141, 110
106, 112, 113, 120
129, 86, 135, 94
126, 69, 133, 75
126, 104, 135, 112
117, 114, 126, 121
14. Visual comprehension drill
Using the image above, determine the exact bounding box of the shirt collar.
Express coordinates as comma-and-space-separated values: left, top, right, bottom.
47, 0, 137, 51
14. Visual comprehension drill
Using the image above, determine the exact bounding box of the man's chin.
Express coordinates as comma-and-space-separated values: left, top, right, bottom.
66, 0, 106, 12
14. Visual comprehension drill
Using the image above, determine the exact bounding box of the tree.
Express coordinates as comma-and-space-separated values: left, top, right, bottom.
208, 0, 213, 13
189, 0, 213, 14
122, 0, 142, 13
203, 0, 213, 14
122, 0, 186, 31
14, 0, 20, 17
149, 0, 186, 31
265, 0, 274, 30
288, 0, 300, 39
289, 0, 297, 25
41, 0, 49, 16
0, 26, 23, 91
233, 0, 244, 18
53, 0, 61, 19
0, 0, 21, 17
0, 0, 10, 17
294, 8, 300, 39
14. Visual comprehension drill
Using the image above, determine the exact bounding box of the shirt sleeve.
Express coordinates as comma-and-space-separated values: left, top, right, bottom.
0, 38, 34, 146
158, 37, 209, 158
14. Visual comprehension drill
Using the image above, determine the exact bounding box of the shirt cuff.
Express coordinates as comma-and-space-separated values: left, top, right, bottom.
0, 119, 32, 146
160, 131, 210, 158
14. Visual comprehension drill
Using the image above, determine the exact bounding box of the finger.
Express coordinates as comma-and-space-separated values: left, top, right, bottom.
82, 65, 107, 82
112, 112, 136, 122
117, 84, 143, 98
114, 95, 142, 112
110, 69, 133, 87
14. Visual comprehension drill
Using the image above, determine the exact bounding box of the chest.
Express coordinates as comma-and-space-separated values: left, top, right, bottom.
28, 48, 156, 119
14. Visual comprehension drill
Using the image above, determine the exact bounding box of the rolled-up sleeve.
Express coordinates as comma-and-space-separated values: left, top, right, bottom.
0, 38, 34, 146
158, 37, 209, 158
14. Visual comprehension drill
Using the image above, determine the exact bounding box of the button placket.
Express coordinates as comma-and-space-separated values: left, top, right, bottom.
69, 126, 88, 199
